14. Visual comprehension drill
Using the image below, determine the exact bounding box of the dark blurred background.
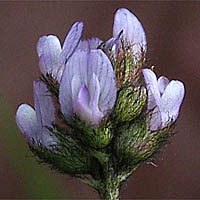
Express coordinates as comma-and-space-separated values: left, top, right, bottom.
0, 1, 200, 199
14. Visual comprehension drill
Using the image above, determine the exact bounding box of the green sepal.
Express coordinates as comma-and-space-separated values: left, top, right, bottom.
29, 128, 92, 175
112, 86, 146, 123
70, 117, 114, 149
114, 117, 173, 167
113, 48, 145, 88
122, 52, 145, 86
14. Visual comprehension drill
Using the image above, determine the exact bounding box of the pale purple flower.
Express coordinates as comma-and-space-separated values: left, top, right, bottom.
142, 68, 185, 131
59, 47, 117, 126
36, 22, 83, 83
16, 81, 57, 149
113, 8, 147, 57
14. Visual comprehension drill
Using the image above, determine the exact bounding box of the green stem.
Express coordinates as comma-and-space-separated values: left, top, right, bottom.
78, 145, 140, 199
98, 176, 120, 200
99, 190, 120, 200
98, 164, 140, 200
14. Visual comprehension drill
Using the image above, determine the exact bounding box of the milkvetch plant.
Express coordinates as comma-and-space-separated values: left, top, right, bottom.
16, 8, 185, 200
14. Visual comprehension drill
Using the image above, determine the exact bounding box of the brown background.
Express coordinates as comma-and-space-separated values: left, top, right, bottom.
0, 1, 200, 199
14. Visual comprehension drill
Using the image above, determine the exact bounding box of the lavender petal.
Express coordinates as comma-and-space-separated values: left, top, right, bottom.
74, 84, 91, 121
160, 80, 185, 127
59, 22, 83, 66
59, 49, 117, 121
59, 50, 88, 119
56, 22, 83, 83
158, 76, 169, 95
75, 76, 103, 125
34, 80, 57, 148
78, 37, 103, 51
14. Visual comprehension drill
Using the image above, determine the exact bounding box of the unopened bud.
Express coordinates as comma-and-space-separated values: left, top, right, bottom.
112, 86, 147, 123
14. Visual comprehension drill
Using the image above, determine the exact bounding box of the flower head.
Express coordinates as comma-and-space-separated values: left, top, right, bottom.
16, 81, 57, 149
37, 22, 83, 83
142, 68, 185, 131
15, 9, 186, 200
59, 47, 117, 126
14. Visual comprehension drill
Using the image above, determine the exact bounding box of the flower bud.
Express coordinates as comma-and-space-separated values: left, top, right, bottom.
70, 117, 113, 149
112, 86, 147, 123
113, 8, 147, 61
114, 119, 173, 167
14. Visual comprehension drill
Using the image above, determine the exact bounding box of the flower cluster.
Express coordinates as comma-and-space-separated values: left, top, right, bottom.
16, 8, 185, 200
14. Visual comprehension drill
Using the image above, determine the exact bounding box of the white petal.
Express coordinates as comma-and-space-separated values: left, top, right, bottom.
38, 35, 61, 78
75, 75, 104, 125
142, 69, 161, 110
113, 8, 147, 54
36, 36, 47, 57
71, 74, 82, 108
160, 80, 185, 127
87, 37, 103, 49
16, 104, 38, 143
56, 63, 66, 84
158, 76, 169, 95
87, 49, 117, 114
148, 106, 162, 131
88, 73, 104, 124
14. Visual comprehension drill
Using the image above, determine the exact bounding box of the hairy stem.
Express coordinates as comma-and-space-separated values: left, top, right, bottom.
98, 175, 120, 200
